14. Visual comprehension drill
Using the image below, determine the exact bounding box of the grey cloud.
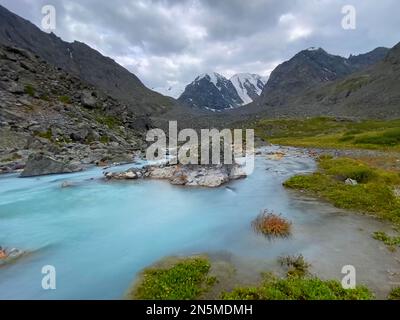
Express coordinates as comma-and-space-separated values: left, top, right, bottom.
0, 0, 399, 93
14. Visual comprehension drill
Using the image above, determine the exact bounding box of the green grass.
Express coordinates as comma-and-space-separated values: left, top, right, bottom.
254, 117, 400, 151
388, 287, 400, 300
373, 231, 400, 247
59, 95, 71, 104
129, 256, 217, 300
283, 157, 400, 224
354, 128, 400, 146
221, 273, 373, 300
334, 75, 371, 94
24, 84, 35, 97
100, 135, 110, 144
278, 255, 311, 278
34, 128, 53, 140
39, 94, 50, 101
95, 114, 121, 130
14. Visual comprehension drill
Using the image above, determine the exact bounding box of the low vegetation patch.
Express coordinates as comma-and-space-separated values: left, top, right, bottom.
252, 210, 292, 238
354, 128, 400, 147
128, 256, 217, 300
334, 75, 371, 94
59, 95, 71, 104
99, 135, 110, 144
253, 117, 400, 152
278, 254, 310, 278
373, 231, 400, 250
284, 157, 400, 224
95, 114, 121, 130
388, 287, 400, 300
24, 84, 36, 97
34, 128, 53, 140
221, 273, 373, 300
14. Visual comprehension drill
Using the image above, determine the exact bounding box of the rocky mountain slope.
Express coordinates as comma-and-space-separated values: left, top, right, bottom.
0, 44, 149, 174
272, 42, 400, 119
171, 44, 397, 128
178, 72, 267, 111
257, 47, 389, 107
0, 4, 175, 116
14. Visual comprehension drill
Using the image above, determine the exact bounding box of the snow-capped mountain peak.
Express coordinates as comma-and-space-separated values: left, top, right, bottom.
195, 72, 225, 87
178, 72, 267, 111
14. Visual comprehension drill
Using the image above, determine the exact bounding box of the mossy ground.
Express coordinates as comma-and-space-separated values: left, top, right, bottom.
221, 273, 373, 300
253, 117, 400, 152
283, 156, 400, 224
388, 287, 400, 300
58, 95, 72, 104
373, 231, 400, 251
128, 255, 375, 300
127, 256, 217, 300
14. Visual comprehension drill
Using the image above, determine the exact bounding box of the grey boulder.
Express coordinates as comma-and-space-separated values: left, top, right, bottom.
20, 153, 82, 177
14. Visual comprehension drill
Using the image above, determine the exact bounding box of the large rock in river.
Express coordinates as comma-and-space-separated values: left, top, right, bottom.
104, 163, 247, 188
20, 153, 82, 177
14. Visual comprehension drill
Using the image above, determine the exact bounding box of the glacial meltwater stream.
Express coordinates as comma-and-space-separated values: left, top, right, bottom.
0, 146, 399, 299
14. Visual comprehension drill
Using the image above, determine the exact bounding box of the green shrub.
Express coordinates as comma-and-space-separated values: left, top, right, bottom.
95, 114, 121, 129
24, 84, 35, 97
278, 255, 310, 278
100, 135, 110, 144
59, 95, 71, 104
388, 287, 400, 300
40, 94, 50, 101
373, 231, 400, 246
221, 274, 373, 300
252, 210, 292, 238
130, 257, 216, 300
35, 128, 52, 140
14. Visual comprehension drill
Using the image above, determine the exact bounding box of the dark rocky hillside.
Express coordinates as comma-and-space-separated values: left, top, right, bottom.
257, 47, 389, 107
0, 44, 150, 174
0, 4, 176, 116
278, 42, 400, 119
206, 45, 396, 124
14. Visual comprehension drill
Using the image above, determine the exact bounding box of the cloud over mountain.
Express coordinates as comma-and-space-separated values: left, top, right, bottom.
1, 0, 399, 95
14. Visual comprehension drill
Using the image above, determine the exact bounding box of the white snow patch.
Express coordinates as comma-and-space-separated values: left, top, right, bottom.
230, 73, 267, 105
195, 72, 224, 88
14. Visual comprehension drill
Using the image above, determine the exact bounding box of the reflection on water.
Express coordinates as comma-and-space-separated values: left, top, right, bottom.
0, 146, 399, 299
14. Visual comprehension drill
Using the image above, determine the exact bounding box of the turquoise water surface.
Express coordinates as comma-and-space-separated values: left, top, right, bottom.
0, 147, 398, 299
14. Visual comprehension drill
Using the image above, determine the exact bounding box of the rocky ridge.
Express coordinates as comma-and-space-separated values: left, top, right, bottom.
0, 44, 149, 175
0, 4, 176, 116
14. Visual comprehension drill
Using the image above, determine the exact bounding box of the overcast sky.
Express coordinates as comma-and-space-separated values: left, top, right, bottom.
1, 0, 399, 96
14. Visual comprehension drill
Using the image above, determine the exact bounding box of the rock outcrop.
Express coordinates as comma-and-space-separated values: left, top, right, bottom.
20, 153, 82, 177
104, 163, 247, 187
0, 44, 146, 174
